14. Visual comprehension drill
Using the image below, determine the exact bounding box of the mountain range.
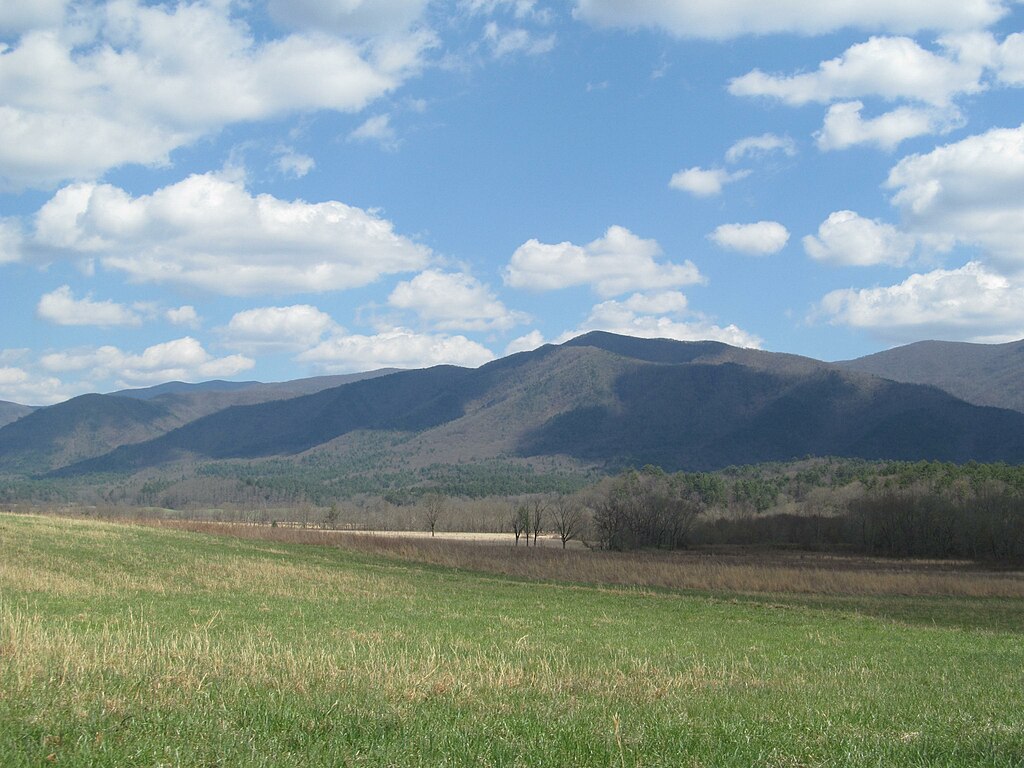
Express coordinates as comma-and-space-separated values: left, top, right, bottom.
3, 332, 1024, 484
0, 400, 35, 429
837, 339, 1024, 413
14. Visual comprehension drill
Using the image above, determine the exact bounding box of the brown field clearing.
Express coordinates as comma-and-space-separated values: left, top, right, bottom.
145, 519, 1024, 599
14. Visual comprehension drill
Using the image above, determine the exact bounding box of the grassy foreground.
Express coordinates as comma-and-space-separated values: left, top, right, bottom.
2, 514, 1023, 766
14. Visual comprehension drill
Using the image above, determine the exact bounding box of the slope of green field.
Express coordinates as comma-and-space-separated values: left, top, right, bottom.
1, 513, 1022, 766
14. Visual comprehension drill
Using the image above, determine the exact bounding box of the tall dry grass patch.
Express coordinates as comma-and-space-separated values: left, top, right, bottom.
151, 520, 1024, 598
0, 602, 749, 710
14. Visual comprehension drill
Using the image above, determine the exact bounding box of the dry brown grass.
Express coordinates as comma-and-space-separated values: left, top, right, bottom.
145, 520, 1024, 598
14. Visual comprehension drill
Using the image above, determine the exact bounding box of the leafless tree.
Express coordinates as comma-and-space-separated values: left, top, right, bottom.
509, 503, 529, 545
528, 497, 546, 546
422, 492, 444, 537
551, 495, 586, 549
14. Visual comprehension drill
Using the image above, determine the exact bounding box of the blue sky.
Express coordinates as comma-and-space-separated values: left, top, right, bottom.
2, 0, 1024, 404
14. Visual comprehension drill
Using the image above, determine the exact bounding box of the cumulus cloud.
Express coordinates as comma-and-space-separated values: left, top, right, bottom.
803, 211, 916, 267
573, 0, 1009, 39
504, 330, 546, 356
38, 337, 254, 387
389, 270, 529, 330
725, 133, 797, 163
669, 166, 750, 197
815, 261, 1024, 343
462, 0, 545, 19
483, 22, 556, 57
0, 365, 69, 406
221, 305, 340, 353
565, 297, 763, 349
997, 33, 1024, 84
166, 305, 200, 329
504, 225, 703, 297
729, 36, 989, 107
0, 218, 24, 263
815, 101, 964, 151
0, 0, 66, 34
267, 0, 430, 37
348, 114, 399, 149
31, 171, 431, 295
709, 221, 790, 256
298, 328, 496, 372
274, 148, 316, 178
0, 1, 431, 188
885, 124, 1024, 265
619, 291, 690, 315
36, 285, 142, 327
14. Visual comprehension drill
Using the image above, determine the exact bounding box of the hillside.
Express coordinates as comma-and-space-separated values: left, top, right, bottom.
0, 370, 401, 474
0, 393, 184, 474
0, 400, 34, 428
838, 339, 1024, 413
114, 369, 398, 402
5, 513, 1022, 766
54, 332, 1024, 479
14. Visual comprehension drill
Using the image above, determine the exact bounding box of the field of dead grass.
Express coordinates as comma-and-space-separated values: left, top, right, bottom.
152, 519, 1024, 599
2, 512, 1022, 766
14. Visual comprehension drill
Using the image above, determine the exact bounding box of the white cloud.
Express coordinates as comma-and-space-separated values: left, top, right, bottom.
504, 330, 546, 355
267, 0, 430, 37
483, 22, 556, 57
221, 305, 340, 353
388, 270, 529, 331
803, 211, 916, 267
36, 285, 142, 327
997, 33, 1024, 84
573, 0, 1009, 39
0, 366, 69, 406
725, 133, 797, 164
669, 166, 749, 197
0, 2, 430, 189
885, 124, 1024, 265
166, 305, 200, 329
709, 221, 790, 256
815, 101, 964, 151
298, 328, 496, 372
730, 36, 988, 108
38, 346, 125, 375
31, 171, 431, 295
39, 337, 254, 386
815, 261, 1024, 343
0, 218, 24, 263
504, 225, 704, 297
564, 298, 763, 349
620, 291, 690, 315
0, 0, 66, 34
461, 0, 544, 19
274, 148, 316, 178
0, 350, 29, 366
348, 114, 399, 148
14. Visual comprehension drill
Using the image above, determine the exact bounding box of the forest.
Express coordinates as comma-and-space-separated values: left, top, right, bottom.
10, 457, 1024, 563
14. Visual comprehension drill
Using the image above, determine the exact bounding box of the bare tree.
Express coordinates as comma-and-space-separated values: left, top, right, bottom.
509, 503, 529, 545
321, 503, 340, 530
528, 497, 547, 546
422, 492, 444, 537
551, 495, 586, 549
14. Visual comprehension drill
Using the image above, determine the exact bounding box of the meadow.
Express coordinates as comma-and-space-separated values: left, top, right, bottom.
2, 512, 1023, 766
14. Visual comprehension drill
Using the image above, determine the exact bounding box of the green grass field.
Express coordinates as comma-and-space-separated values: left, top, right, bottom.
2, 513, 1023, 767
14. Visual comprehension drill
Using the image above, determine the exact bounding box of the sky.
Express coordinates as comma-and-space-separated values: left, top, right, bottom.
2, 0, 1024, 405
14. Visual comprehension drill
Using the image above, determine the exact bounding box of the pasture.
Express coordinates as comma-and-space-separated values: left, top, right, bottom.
1, 512, 1023, 766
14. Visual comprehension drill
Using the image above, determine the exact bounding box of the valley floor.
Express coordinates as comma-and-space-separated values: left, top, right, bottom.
2, 512, 1023, 766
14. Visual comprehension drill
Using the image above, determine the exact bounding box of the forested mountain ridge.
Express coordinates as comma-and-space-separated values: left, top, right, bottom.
0, 400, 37, 429
0, 369, 400, 474
837, 338, 1024, 413
44, 332, 1024, 479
